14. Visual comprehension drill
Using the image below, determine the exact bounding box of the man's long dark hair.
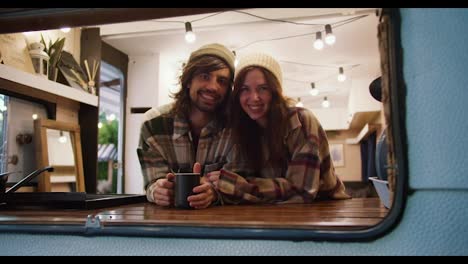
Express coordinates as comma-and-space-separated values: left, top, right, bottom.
171, 55, 234, 124
229, 66, 293, 173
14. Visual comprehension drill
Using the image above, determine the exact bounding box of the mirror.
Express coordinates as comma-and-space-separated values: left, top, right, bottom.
34, 118, 85, 192
0, 93, 50, 190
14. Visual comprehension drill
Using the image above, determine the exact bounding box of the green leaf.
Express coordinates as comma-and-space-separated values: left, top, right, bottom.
40, 34, 48, 54
38, 35, 67, 81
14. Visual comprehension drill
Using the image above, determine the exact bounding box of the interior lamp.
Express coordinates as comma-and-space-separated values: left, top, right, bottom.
295, 97, 304, 107
29, 42, 49, 79
233, 50, 239, 67
322, 96, 330, 108
58, 131, 67, 144
338, 67, 346, 82
309, 82, 319, 96
185, 22, 196, 43
324, 24, 336, 45
60, 27, 71, 33
313, 32, 324, 50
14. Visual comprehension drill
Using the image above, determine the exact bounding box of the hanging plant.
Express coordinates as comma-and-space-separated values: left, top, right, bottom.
40, 34, 66, 81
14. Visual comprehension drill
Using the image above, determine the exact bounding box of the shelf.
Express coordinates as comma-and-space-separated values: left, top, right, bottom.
50, 176, 76, 183
0, 64, 98, 106
346, 123, 379, 144
347, 111, 380, 130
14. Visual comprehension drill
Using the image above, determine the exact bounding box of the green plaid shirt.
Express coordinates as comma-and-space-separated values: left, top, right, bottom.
137, 103, 232, 202
218, 107, 350, 204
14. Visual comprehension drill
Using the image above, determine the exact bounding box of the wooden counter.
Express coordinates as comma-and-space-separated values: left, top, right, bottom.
0, 198, 387, 231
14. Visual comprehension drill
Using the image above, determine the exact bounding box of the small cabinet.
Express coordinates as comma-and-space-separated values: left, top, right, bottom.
0, 64, 99, 193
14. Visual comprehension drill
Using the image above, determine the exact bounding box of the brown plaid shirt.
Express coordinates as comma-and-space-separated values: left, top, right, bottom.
137, 103, 232, 202
218, 107, 350, 204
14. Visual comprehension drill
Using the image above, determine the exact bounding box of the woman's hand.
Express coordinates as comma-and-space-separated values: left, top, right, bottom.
206, 171, 221, 188
187, 176, 217, 209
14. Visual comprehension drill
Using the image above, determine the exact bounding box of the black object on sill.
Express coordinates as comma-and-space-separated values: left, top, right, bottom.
0, 192, 147, 210
6, 166, 54, 193
0, 166, 147, 210
130, 107, 151, 114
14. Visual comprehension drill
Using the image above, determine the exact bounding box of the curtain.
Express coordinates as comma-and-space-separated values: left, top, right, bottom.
360, 131, 377, 182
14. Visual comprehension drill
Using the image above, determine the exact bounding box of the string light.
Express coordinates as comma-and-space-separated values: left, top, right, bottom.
324, 24, 336, 45
309, 82, 319, 96
233, 14, 368, 51
322, 96, 330, 108
146, 10, 369, 50
295, 97, 304, 107
233, 51, 239, 67
144, 10, 367, 104
184, 22, 196, 43
313, 31, 324, 50
338, 67, 346, 82
58, 131, 67, 144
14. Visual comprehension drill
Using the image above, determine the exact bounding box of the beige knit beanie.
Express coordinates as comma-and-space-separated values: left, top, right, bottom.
188, 43, 236, 74
235, 52, 283, 86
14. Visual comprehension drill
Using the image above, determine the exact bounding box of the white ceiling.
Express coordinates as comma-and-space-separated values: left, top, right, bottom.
98, 8, 381, 110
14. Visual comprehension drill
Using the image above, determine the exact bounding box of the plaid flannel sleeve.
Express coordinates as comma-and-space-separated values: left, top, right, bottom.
216, 132, 299, 204
284, 110, 349, 201
217, 168, 295, 204
136, 120, 171, 203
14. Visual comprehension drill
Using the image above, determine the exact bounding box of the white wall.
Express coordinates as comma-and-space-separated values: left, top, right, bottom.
312, 107, 349, 131
124, 54, 159, 194
348, 77, 381, 114
157, 53, 181, 107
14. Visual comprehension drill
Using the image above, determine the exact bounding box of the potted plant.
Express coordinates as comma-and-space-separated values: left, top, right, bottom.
40, 34, 65, 81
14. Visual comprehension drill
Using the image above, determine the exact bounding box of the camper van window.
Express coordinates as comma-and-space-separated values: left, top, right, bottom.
0, 8, 406, 241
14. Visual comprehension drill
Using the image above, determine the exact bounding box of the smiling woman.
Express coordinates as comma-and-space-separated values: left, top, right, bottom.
0, 8, 406, 243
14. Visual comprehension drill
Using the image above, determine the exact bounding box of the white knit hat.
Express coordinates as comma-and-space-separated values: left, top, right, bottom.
188, 43, 236, 74
235, 52, 282, 86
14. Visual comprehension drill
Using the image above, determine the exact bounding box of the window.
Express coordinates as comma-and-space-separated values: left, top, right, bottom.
0, 94, 8, 173
0, 8, 407, 241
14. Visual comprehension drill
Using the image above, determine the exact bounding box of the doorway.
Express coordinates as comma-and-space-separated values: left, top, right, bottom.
97, 61, 124, 194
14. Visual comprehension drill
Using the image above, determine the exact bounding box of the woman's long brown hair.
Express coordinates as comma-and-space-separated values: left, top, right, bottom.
229, 66, 292, 173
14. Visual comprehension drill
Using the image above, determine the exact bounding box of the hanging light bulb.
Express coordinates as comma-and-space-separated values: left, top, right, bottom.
313, 31, 324, 50
32, 113, 38, 120
338, 67, 346, 82
60, 27, 71, 33
295, 97, 304, 108
233, 50, 239, 67
324, 24, 336, 45
184, 22, 196, 43
309, 82, 319, 96
58, 131, 67, 144
322, 96, 330, 108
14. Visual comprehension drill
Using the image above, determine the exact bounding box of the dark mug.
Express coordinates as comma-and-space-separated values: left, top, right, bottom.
174, 173, 200, 209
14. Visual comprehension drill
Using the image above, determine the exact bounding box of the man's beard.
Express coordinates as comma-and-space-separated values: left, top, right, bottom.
191, 90, 224, 113
192, 99, 223, 113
